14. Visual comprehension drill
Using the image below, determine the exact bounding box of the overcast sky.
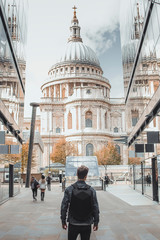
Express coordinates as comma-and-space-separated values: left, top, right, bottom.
24, 0, 124, 117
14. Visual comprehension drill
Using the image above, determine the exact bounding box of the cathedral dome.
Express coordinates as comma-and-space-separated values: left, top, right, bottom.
54, 6, 101, 69
59, 41, 100, 67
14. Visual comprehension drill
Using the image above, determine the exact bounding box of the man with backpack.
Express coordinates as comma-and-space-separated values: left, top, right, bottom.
60, 165, 99, 240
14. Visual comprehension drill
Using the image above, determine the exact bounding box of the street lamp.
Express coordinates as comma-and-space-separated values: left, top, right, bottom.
49, 130, 53, 172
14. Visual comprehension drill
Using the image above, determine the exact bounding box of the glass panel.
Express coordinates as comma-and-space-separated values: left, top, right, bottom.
85, 119, 92, 128
65, 156, 99, 177
121, 1, 160, 138
0, 166, 9, 202
157, 155, 160, 203
13, 163, 21, 195
134, 165, 142, 192
0, 3, 27, 132
144, 158, 152, 198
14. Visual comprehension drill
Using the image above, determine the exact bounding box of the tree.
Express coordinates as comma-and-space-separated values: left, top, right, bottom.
21, 142, 36, 173
0, 140, 21, 164
0, 140, 36, 173
128, 157, 141, 165
50, 138, 78, 165
94, 142, 121, 166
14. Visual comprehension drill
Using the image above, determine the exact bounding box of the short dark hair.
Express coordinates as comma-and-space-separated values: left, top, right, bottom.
41, 175, 45, 179
77, 165, 89, 179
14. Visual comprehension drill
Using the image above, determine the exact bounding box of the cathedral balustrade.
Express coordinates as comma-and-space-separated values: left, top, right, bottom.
40, 96, 111, 104
46, 72, 109, 84
110, 98, 125, 104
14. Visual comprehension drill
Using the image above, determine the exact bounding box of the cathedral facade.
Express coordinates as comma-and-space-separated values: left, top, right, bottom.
39, 4, 159, 167
40, 7, 127, 167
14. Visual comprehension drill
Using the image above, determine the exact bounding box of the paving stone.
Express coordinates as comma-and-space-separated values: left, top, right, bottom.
0, 184, 160, 239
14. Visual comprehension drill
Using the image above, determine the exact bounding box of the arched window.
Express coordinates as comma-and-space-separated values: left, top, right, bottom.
105, 112, 107, 129
131, 110, 139, 127
114, 127, 118, 133
115, 145, 120, 154
56, 127, 60, 133
68, 112, 72, 129
86, 143, 93, 156
85, 111, 92, 127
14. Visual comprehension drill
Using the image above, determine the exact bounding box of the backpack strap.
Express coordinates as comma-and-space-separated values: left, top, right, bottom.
72, 182, 91, 190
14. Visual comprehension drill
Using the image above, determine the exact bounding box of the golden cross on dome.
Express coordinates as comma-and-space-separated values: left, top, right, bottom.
72, 5, 77, 18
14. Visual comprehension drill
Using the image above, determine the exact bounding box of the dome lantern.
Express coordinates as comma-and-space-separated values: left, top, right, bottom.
68, 6, 82, 43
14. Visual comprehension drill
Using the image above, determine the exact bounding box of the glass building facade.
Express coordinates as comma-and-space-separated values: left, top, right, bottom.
121, 0, 160, 202
120, 0, 160, 152
0, 0, 28, 204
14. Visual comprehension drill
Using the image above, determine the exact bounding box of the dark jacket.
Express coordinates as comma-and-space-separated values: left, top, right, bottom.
60, 180, 99, 226
30, 179, 39, 190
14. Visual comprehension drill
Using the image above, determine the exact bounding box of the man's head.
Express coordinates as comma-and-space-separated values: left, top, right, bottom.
77, 165, 89, 180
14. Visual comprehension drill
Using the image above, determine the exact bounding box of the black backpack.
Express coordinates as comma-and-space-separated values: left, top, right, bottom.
69, 183, 93, 221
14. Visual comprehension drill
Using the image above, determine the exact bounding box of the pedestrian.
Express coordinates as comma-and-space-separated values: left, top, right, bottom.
39, 175, 47, 201
30, 176, 39, 201
46, 173, 52, 191
146, 173, 151, 186
104, 174, 110, 188
61, 165, 99, 240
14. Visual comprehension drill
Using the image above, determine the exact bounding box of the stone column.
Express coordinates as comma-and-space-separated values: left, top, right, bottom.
60, 84, 62, 99
49, 111, 52, 131
66, 84, 69, 97
54, 85, 56, 99
78, 106, 81, 130
122, 111, 125, 132
97, 108, 100, 130
49, 87, 51, 98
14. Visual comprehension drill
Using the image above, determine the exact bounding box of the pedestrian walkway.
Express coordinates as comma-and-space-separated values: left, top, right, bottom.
0, 183, 160, 239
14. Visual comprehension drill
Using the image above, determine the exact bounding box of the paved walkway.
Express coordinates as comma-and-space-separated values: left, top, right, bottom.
0, 183, 160, 240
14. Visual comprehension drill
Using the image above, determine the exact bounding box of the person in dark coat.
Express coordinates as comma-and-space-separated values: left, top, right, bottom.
61, 165, 99, 240
30, 176, 39, 201
146, 173, 151, 186
104, 174, 110, 187
46, 174, 52, 191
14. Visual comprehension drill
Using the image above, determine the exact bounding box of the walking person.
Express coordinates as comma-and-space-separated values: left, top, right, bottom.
146, 173, 151, 186
46, 173, 52, 191
30, 176, 39, 201
104, 174, 110, 188
61, 165, 99, 240
39, 175, 47, 201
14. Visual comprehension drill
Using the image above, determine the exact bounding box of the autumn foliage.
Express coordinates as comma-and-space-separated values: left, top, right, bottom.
128, 157, 141, 165
21, 142, 36, 173
50, 138, 78, 165
94, 142, 121, 165
0, 139, 36, 173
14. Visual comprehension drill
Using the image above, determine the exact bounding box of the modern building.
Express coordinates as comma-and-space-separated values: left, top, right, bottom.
0, 0, 28, 203
120, 0, 160, 156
